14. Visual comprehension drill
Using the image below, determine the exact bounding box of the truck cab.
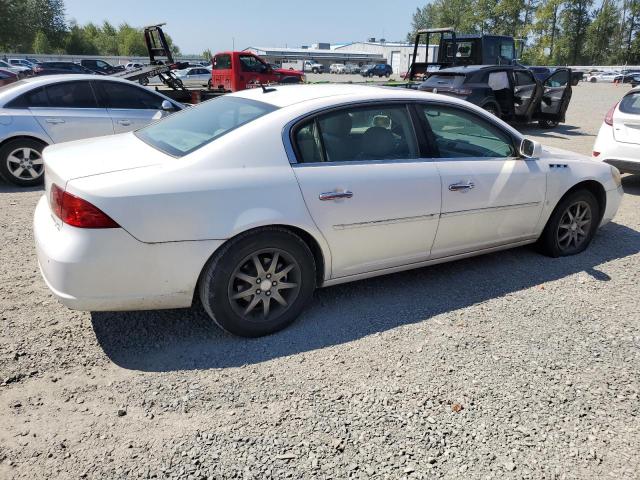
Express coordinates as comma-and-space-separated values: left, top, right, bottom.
210, 52, 305, 92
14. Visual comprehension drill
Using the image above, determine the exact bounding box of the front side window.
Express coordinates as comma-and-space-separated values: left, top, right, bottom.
421, 105, 515, 158
98, 81, 163, 110
514, 70, 535, 86
44, 81, 98, 108
239, 55, 266, 73
294, 104, 418, 163
620, 92, 640, 114
136, 96, 277, 157
545, 70, 569, 87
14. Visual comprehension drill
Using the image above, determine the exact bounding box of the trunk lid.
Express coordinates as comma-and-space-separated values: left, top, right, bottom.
613, 91, 640, 145
44, 132, 171, 207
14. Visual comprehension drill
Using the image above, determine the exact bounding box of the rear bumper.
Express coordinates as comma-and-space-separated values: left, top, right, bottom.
34, 196, 224, 311
593, 123, 640, 173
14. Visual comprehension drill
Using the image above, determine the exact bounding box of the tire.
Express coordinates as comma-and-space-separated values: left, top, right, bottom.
198, 228, 316, 337
138, 77, 149, 86
207, 79, 212, 90
538, 119, 559, 129
590, 77, 597, 83
312, 68, 319, 74
482, 103, 500, 117
538, 189, 600, 258
0, 138, 46, 187
368, 72, 374, 78
385, 73, 391, 78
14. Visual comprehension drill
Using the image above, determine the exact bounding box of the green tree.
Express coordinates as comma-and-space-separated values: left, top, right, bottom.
32, 31, 51, 54
556, 0, 593, 64
202, 49, 214, 61
584, 0, 620, 64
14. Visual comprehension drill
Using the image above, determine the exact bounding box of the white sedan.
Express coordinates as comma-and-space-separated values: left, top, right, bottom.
34, 84, 624, 337
593, 86, 640, 174
586, 71, 621, 83
172, 67, 212, 87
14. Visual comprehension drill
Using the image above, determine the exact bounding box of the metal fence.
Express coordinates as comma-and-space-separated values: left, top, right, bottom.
0, 53, 205, 66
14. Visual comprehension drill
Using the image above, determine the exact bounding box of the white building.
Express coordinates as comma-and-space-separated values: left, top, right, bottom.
333, 40, 438, 74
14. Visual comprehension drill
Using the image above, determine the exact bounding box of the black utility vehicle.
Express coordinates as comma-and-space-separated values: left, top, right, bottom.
32, 62, 96, 76
361, 64, 393, 78
418, 65, 572, 128
79, 59, 124, 75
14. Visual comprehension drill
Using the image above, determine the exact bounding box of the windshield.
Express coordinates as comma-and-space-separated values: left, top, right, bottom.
135, 96, 278, 157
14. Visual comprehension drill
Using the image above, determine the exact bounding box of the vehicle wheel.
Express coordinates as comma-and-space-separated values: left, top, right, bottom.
538, 189, 599, 257
138, 77, 149, 86
590, 77, 597, 83
538, 119, 559, 129
0, 138, 46, 186
198, 228, 316, 337
482, 103, 500, 117
385, 73, 391, 78
312, 68, 319, 74
368, 72, 374, 78
207, 79, 212, 90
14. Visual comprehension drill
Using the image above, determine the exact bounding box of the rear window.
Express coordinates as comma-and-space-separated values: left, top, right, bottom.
135, 96, 277, 157
422, 74, 466, 88
213, 55, 231, 70
619, 92, 640, 114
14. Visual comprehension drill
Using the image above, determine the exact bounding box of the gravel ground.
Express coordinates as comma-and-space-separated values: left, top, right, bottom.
1, 82, 639, 479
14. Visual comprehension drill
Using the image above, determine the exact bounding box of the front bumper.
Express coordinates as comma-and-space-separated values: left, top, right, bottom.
600, 185, 624, 227
34, 196, 224, 311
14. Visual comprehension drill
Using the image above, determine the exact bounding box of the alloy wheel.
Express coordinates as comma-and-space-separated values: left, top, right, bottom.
227, 248, 301, 322
6, 147, 44, 180
556, 200, 592, 252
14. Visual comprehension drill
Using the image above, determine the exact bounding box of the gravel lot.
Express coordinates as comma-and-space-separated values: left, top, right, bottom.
1, 82, 639, 479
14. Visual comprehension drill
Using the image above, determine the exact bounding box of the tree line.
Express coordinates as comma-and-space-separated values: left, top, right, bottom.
408, 0, 640, 65
0, 0, 181, 57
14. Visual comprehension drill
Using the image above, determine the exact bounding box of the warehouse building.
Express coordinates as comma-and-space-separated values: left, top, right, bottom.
333, 39, 437, 74
242, 46, 383, 70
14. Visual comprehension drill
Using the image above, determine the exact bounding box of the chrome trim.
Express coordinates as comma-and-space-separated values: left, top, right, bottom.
333, 213, 437, 230
441, 201, 541, 218
319, 190, 353, 201
448, 181, 475, 192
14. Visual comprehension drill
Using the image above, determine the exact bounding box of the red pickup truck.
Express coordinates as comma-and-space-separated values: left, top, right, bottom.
210, 52, 305, 92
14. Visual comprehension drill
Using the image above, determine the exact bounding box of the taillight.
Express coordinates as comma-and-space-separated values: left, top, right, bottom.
593, 151, 601, 157
50, 184, 119, 229
604, 102, 618, 126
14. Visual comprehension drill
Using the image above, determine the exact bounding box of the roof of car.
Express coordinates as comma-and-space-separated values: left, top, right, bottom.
433, 64, 524, 74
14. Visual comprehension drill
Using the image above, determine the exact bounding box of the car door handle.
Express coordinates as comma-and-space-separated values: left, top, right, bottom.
448, 182, 475, 192
319, 190, 353, 201
45, 118, 65, 125
117, 120, 132, 126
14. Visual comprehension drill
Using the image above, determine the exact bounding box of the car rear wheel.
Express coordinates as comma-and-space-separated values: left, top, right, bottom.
199, 228, 316, 337
538, 189, 599, 257
482, 103, 501, 117
0, 138, 46, 187
538, 119, 559, 128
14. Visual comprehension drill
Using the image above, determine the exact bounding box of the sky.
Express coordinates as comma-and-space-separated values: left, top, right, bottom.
64, 0, 420, 55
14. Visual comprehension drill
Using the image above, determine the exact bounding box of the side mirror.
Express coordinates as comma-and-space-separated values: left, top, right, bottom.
520, 138, 542, 159
161, 100, 174, 111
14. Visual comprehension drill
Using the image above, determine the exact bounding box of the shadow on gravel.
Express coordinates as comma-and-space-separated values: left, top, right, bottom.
0, 180, 43, 194
622, 174, 640, 196
91, 221, 640, 372
518, 124, 590, 139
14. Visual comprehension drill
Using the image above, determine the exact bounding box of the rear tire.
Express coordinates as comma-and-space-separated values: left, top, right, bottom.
0, 138, 46, 187
538, 189, 600, 257
538, 119, 559, 129
198, 228, 316, 337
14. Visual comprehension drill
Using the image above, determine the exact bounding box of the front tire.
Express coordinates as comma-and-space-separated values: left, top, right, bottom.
199, 228, 316, 337
0, 138, 46, 186
538, 189, 600, 257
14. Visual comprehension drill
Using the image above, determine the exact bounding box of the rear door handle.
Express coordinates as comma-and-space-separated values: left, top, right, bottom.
117, 120, 132, 126
448, 182, 475, 192
319, 190, 353, 201
45, 118, 65, 125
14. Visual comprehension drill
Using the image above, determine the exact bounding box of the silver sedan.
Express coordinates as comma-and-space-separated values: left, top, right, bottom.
0, 74, 182, 186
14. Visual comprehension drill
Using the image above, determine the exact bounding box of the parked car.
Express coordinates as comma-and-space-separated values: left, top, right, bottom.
418, 65, 572, 128
8, 59, 35, 69
173, 67, 212, 86
0, 69, 18, 87
0, 60, 31, 76
330, 64, 346, 74
32, 62, 95, 76
586, 71, 620, 83
210, 51, 305, 92
125, 62, 145, 70
613, 72, 640, 84
593, 86, 640, 174
0, 75, 183, 186
361, 64, 393, 78
80, 59, 124, 75
344, 63, 360, 74
33, 84, 623, 337
302, 60, 324, 74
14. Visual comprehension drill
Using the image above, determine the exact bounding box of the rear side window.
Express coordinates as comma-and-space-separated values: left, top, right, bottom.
136, 96, 277, 157
620, 92, 640, 114
5, 85, 49, 108
422, 74, 466, 89
420, 105, 515, 158
294, 104, 418, 163
98, 81, 163, 109
213, 55, 231, 70
45, 81, 97, 108
514, 70, 536, 86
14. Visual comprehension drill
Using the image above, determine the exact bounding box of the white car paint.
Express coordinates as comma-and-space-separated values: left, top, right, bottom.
173, 67, 211, 86
593, 86, 640, 174
586, 71, 621, 83
34, 84, 623, 317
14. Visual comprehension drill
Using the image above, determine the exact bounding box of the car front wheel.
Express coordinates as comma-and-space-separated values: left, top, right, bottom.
199, 228, 316, 337
0, 138, 46, 187
538, 189, 599, 257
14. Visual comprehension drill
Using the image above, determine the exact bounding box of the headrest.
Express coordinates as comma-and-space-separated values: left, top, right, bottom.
322, 113, 352, 136
362, 127, 395, 158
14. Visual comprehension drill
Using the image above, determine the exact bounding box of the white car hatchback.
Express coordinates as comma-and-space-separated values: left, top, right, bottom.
593, 86, 640, 174
34, 84, 624, 337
